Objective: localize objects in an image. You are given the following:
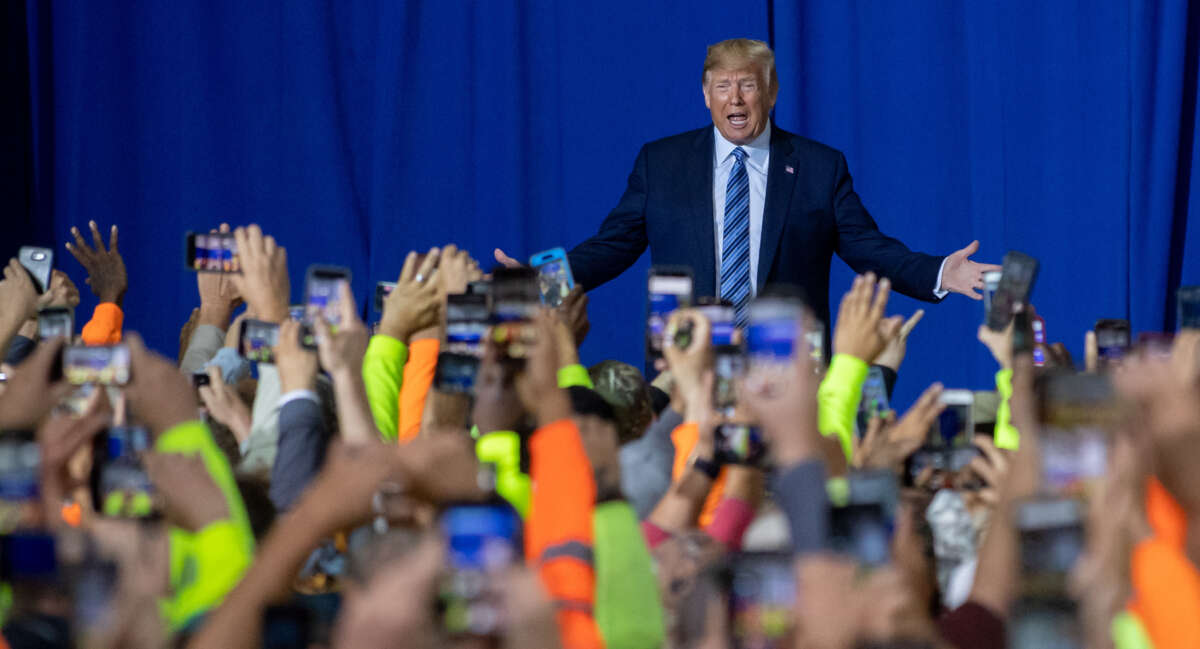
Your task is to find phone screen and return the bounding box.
[856,366,890,437]
[1012,498,1084,649]
[490,268,538,361]
[91,426,156,518]
[1032,315,1046,366]
[304,266,351,329]
[713,349,747,416]
[18,246,53,294]
[830,470,897,566]
[239,319,280,363]
[375,281,396,313]
[986,251,1039,331]
[63,344,131,386]
[186,232,239,273]
[699,302,736,348]
[1178,286,1200,330]
[38,308,73,340]
[1038,374,1114,499]
[530,248,575,308]
[646,269,694,360]
[714,424,766,466]
[1094,319,1129,365]
[440,504,522,637]
[435,295,489,393]
[0,434,40,514]
[747,299,799,362]
[727,553,795,649]
[908,392,974,487]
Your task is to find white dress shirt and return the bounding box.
[712,120,948,298]
[713,123,771,293]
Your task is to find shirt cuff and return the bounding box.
[278,389,320,408]
[933,257,950,299]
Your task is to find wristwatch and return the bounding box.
[690,456,721,480]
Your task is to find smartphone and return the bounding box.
[1038,373,1114,499]
[713,348,747,416]
[646,266,694,363]
[830,470,897,566]
[1031,315,1046,367]
[435,294,489,394]
[698,299,737,348]
[490,267,539,361]
[1012,310,1035,357]
[63,344,131,386]
[238,318,280,363]
[184,232,239,273]
[375,281,397,313]
[907,390,975,488]
[1012,498,1084,649]
[856,366,890,437]
[1178,286,1200,330]
[529,247,575,308]
[714,424,766,466]
[288,304,305,322]
[1093,319,1129,366]
[38,306,74,340]
[746,297,800,366]
[303,265,352,333]
[981,269,1002,316]
[726,552,796,649]
[440,503,523,637]
[986,251,1039,331]
[0,531,57,582]
[0,432,41,506]
[90,425,157,518]
[18,246,53,293]
[262,604,314,649]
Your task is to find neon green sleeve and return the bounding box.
[993,368,1019,450]
[154,421,254,631]
[476,431,531,518]
[817,353,869,462]
[160,521,254,631]
[362,334,409,441]
[557,363,593,389]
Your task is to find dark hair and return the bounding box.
[587,360,654,444]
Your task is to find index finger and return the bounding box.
[88,221,107,253]
[900,309,925,338]
[415,247,441,281]
[868,277,892,321]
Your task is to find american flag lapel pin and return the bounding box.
[785,165,794,174]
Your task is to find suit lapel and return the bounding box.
[758,128,799,292]
[688,128,717,296]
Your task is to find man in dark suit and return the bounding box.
[497,38,997,329]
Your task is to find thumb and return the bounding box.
[956,240,980,258]
[493,248,521,269]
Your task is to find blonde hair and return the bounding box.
[702,38,778,96]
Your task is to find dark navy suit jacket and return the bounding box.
[567,125,945,328]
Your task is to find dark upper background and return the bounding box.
[2,1,1197,411]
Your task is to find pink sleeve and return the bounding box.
[641,519,671,550]
[704,497,755,551]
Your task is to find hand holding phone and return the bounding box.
[303,265,353,339]
[440,504,522,637]
[185,232,240,273]
[646,267,694,367]
[90,425,157,518]
[529,247,575,308]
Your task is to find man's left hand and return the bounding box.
[940,240,1001,300]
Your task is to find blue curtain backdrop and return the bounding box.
[9,0,1198,410]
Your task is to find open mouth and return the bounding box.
[728,112,748,128]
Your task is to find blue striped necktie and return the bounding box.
[721,147,751,326]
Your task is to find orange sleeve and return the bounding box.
[397,338,439,441]
[526,418,603,649]
[669,421,727,528]
[80,303,123,345]
[1128,477,1200,649]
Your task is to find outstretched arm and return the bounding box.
[566,145,650,291]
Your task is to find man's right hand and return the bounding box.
[229,224,289,323]
[379,249,441,343]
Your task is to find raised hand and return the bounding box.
[36,270,81,311]
[123,333,200,435]
[66,221,128,306]
[0,338,73,430]
[939,240,1002,300]
[662,309,712,412]
[739,339,821,466]
[313,281,369,377]
[229,225,289,323]
[272,320,318,394]
[558,285,590,347]
[853,382,944,471]
[513,309,572,426]
[379,249,440,343]
[436,243,481,297]
[198,366,252,444]
[832,273,903,362]
[492,248,524,269]
[872,309,923,372]
[197,224,242,328]
[0,258,40,326]
[143,452,230,532]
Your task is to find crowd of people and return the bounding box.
[0,220,1197,649]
